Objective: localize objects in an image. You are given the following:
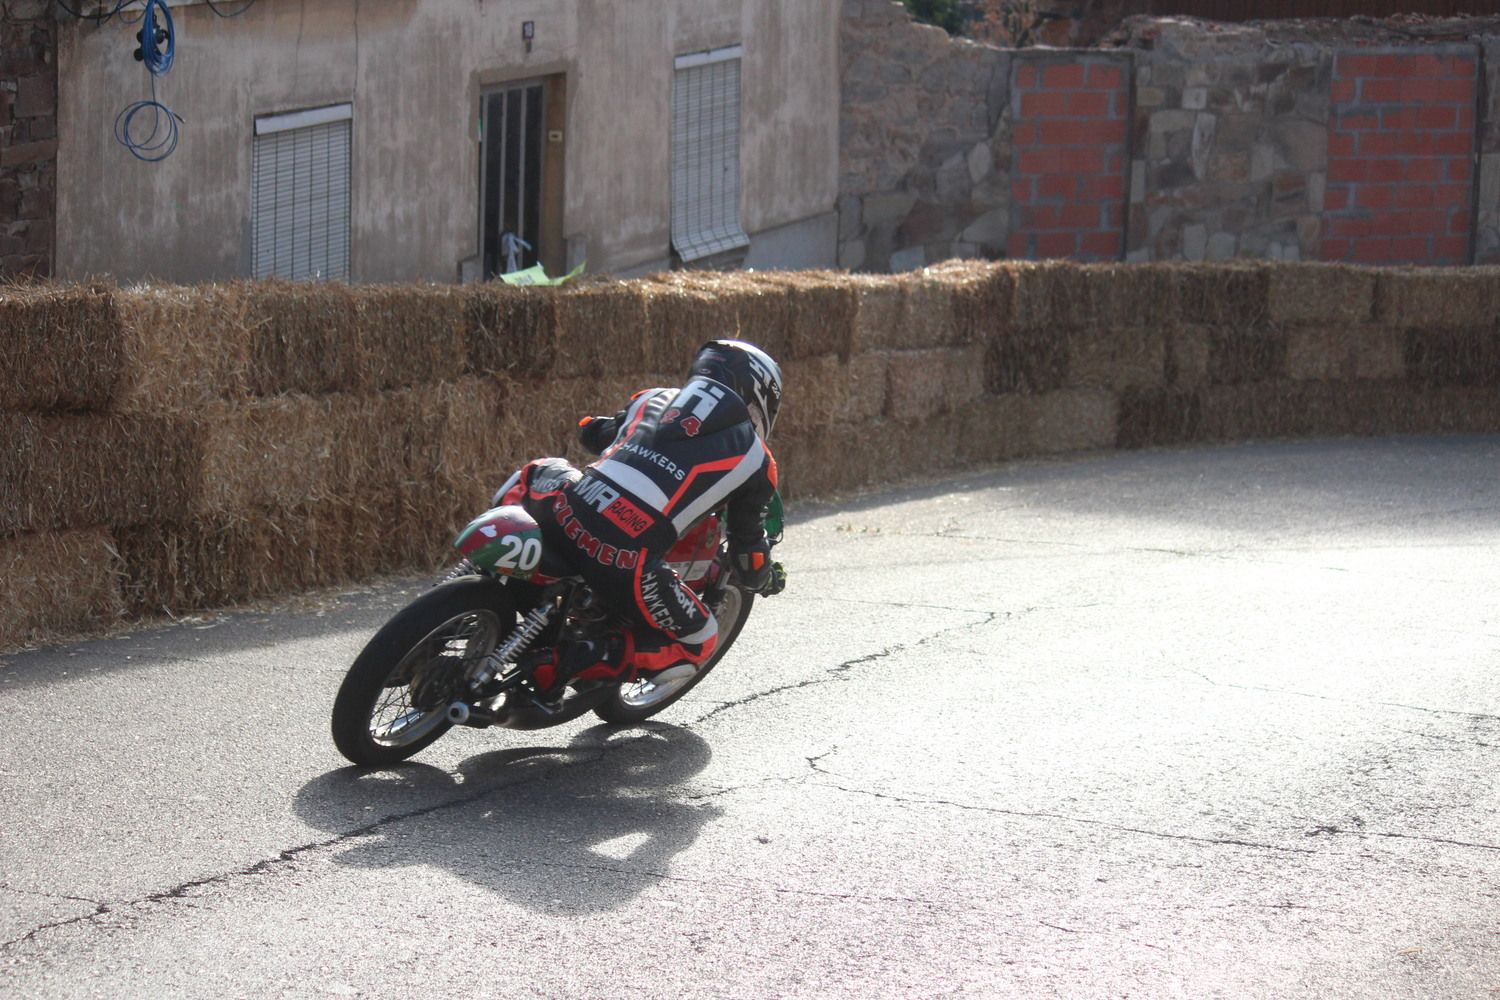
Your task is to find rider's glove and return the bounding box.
[734,546,786,596]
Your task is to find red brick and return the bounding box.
[1329,133,1357,157]
[1426,131,1473,156]
[1355,184,1394,209]
[1325,187,1351,211]
[1375,53,1453,78]
[1361,78,1403,103]
[1105,203,1124,227]
[1381,107,1455,130]
[1433,236,1468,261]
[1086,64,1124,89]
[1017,65,1038,88]
[1025,205,1063,229]
[1367,159,1415,183]
[1320,237,1351,261]
[1403,78,1475,103]
[1081,174,1126,201]
[1391,185,1435,209]
[1458,105,1474,129]
[1007,233,1030,258]
[1017,148,1064,174]
[1039,118,1123,146]
[1106,152,1125,174]
[1450,209,1471,235]
[1331,79,1357,103]
[1057,204,1101,229]
[1337,54,1380,77]
[1324,217,1371,239]
[1020,91,1070,118]
[1034,232,1077,258]
[1432,184,1470,208]
[1065,90,1112,118]
[1079,231,1120,259]
[1065,147,1108,174]
[1012,121,1039,145]
[1405,159,1445,182]
[1339,113,1379,131]
[1447,159,1473,183]
[1328,158,1369,183]
[1011,179,1035,203]
[1041,64,1086,89]
[1037,174,1074,200]
[1388,235,1432,261]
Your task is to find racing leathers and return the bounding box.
[502,374,779,689]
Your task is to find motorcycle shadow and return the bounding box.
[292,723,723,915]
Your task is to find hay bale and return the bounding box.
[1009,260,1082,331]
[112,284,254,412]
[848,274,904,353]
[774,423,894,500]
[242,281,365,396]
[1376,269,1500,330]
[1267,264,1375,325]
[639,278,751,363]
[1170,262,1272,328]
[493,373,672,472]
[0,283,124,413]
[739,271,858,359]
[356,284,467,391]
[1022,388,1116,455]
[1165,326,1212,387]
[1116,387,1204,449]
[1285,325,1405,382]
[1068,327,1167,391]
[893,271,960,350]
[554,281,653,378]
[948,394,1033,466]
[0,413,200,536]
[463,283,560,377]
[1403,327,1500,387]
[985,328,1069,395]
[841,351,890,422]
[777,355,848,436]
[885,346,985,424]
[0,527,123,652]
[195,396,332,514]
[1207,329,1288,384]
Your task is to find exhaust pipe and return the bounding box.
[446,702,471,725]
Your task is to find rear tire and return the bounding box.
[592,584,754,725]
[331,577,515,766]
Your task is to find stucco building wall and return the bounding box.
[55,0,839,283]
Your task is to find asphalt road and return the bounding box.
[2,436,1498,999]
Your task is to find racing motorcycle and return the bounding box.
[330,486,783,766]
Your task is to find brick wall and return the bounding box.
[1323,48,1478,265]
[1007,57,1130,261]
[0,0,57,279]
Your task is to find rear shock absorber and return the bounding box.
[469,604,554,689]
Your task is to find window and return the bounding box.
[251,104,352,281]
[671,45,749,263]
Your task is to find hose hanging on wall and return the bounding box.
[115,0,182,161]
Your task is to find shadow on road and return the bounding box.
[291,723,722,915]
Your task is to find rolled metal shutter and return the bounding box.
[252,105,352,281]
[671,46,749,263]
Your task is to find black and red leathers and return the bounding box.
[503,375,778,681]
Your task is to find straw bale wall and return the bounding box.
[3,261,1499,651]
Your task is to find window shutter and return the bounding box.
[252,106,352,281]
[671,47,749,263]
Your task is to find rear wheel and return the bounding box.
[592,584,754,725]
[331,577,515,766]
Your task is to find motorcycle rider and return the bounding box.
[494,339,788,703]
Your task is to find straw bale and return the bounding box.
[1009,260,1082,330]
[110,284,254,411]
[0,284,123,413]
[885,346,985,424]
[463,283,560,377]
[885,414,960,476]
[1170,263,1271,328]
[1403,326,1500,387]
[1197,381,1411,442]
[639,279,749,363]
[1116,388,1204,449]
[985,328,1069,395]
[1267,264,1375,325]
[1068,327,1167,391]
[356,284,467,391]
[1375,269,1500,330]
[848,274,904,352]
[1022,388,1116,456]
[892,271,960,350]
[948,394,1033,466]
[1075,264,1179,329]
[739,271,858,359]
[494,374,671,472]
[773,424,892,500]
[842,351,890,422]
[242,281,366,396]
[1405,386,1500,433]
[777,355,849,436]
[195,395,332,514]
[0,413,200,536]
[1207,329,1288,384]
[1286,325,1404,382]
[553,281,653,378]
[0,527,123,651]
[1165,326,1212,387]
[943,263,1015,346]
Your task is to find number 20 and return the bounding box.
[496,535,542,574]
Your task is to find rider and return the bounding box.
[495,339,788,702]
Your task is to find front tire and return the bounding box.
[592,584,754,725]
[331,577,515,766]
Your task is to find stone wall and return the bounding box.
[841,1,1500,270]
[0,0,57,279]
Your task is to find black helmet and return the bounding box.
[689,339,784,439]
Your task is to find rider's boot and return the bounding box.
[525,634,630,708]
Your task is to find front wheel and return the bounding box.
[331,577,515,766]
[592,584,755,725]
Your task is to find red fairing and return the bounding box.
[665,514,722,588]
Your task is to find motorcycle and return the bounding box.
[330,484,783,766]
